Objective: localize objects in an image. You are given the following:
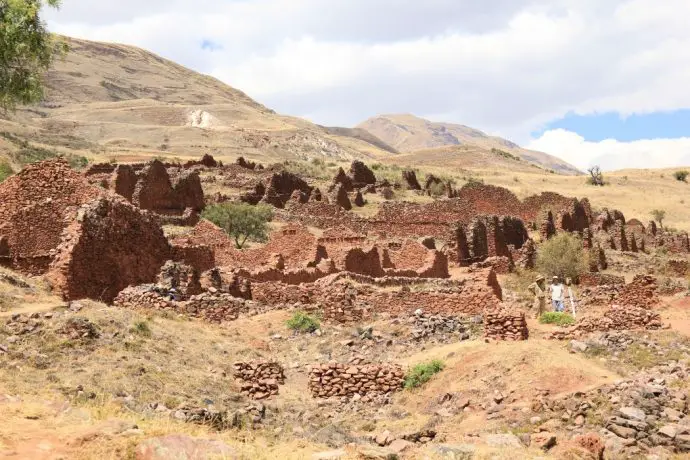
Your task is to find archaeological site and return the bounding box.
[0,15,689,460]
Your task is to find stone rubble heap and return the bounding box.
[409,312,472,342]
[233,361,285,400]
[308,361,405,398]
[483,308,529,341]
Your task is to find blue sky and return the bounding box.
[533,110,690,142]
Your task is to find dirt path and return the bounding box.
[0,301,65,318]
[660,298,690,337]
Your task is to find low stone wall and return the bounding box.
[666,259,689,277]
[113,287,266,323]
[233,361,285,400]
[484,308,529,341]
[549,306,663,340]
[469,256,513,274]
[308,362,404,398]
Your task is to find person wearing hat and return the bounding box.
[548,276,565,312]
[527,274,547,319]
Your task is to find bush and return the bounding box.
[674,170,689,182]
[404,360,445,389]
[130,321,152,337]
[202,202,273,249]
[539,312,576,326]
[586,165,605,186]
[537,233,588,280]
[286,311,320,333]
[0,160,13,183]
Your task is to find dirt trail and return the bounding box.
[0,301,65,318]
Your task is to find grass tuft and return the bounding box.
[404,360,445,389]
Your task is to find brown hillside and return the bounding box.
[358,113,580,175]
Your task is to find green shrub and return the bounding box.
[404,360,445,389]
[286,311,320,333]
[201,202,273,249]
[539,312,576,326]
[674,170,689,182]
[130,321,152,337]
[536,233,588,280]
[0,160,13,183]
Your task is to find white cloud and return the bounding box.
[42,0,690,166]
[528,129,690,171]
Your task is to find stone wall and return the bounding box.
[250,268,502,319]
[233,361,285,400]
[579,273,626,287]
[0,158,103,274]
[113,287,266,323]
[46,197,172,303]
[548,306,663,340]
[616,275,659,309]
[308,362,404,398]
[484,308,529,341]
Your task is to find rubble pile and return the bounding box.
[549,306,663,340]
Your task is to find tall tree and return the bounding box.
[0,0,66,111]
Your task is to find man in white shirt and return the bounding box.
[548,276,565,312]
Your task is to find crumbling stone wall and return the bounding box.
[308,362,404,398]
[548,306,663,340]
[132,160,205,214]
[579,273,626,287]
[114,287,264,323]
[402,170,421,190]
[46,197,172,303]
[233,361,285,400]
[344,246,384,277]
[616,275,659,309]
[484,308,529,341]
[349,160,376,188]
[0,158,103,274]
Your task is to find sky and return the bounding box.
[43,0,690,171]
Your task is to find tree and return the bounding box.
[536,233,588,280]
[1,0,66,111]
[201,202,273,249]
[651,209,666,229]
[586,165,605,186]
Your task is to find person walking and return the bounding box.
[549,276,565,312]
[528,274,547,319]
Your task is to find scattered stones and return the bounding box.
[135,435,237,460]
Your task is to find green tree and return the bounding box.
[651,209,666,229]
[1,0,66,111]
[536,233,588,280]
[202,202,273,249]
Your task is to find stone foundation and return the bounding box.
[484,308,529,341]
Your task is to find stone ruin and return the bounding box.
[484,308,529,341]
[616,275,659,309]
[308,361,404,398]
[548,305,664,340]
[0,158,103,274]
[241,170,312,208]
[86,159,205,222]
[401,170,421,190]
[46,196,172,303]
[233,361,285,400]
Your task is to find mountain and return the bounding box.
[357,114,581,175]
[0,37,394,169]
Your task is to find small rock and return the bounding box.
[388,439,414,453]
[375,430,393,447]
[618,407,646,422]
[486,433,523,448]
[531,432,557,451]
[658,425,677,439]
